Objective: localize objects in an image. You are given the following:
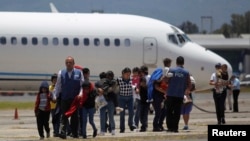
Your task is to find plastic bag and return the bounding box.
[95,95,108,111]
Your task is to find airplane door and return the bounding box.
[143,37,157,65]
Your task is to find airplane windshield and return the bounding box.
[168,34,191,46]
[168,34,178,45]
[182,34,191,42]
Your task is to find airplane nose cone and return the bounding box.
[206,49,233,76]
[184,42,233,91]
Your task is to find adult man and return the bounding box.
[117,67,136,133]
[209,63,228,125]
[166,56,191,133]
[230,75,240,112]
[53,56,84,139]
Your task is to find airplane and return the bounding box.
[0,10,232,95]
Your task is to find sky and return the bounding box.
[0,0,249,32]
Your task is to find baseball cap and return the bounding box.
[215,63,221,68]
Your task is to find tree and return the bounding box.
[178,21,199,34]
[214,10,250,36]
[231,13,245,36]
[244,11,250,33]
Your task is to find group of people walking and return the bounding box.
[33,55,200,140]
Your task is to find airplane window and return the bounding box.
[11,37,17,45]
[83,38,89,46]
[21,37,27,45]
[63,38,69,46]
[94,38,100,46]
[168,34,178,45]
[104,38,110,46]
[114,38,120,47]
[0,37,7,45]
[73,38,79,46]
[177,34,185,44]
[42,37,48,45]
[124,38,130,47]
[32,37,38,45]
[53,38,59,46]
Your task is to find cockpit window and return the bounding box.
[168,34,191,46]
[177,34,185,44]
[168,34,178,45]
[182,34,191,42]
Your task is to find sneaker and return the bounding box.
[46,132,50,138]
[120,129,125,133]
[159,126,164,131]
[139,128,146,132]
[183,125,188,130]
[93,129,97,138]
[99,131,105,136]
[58,133,67,139]
[146,99,153,103]
[130,126,136,131]
[153,128,162,132]
[53,133,59,137]
[111,130,115,135]
[82,135,87,139]
[39,137,44,140]
[116,107,124,114]
[221,118,226,124]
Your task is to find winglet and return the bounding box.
[49,2,59,13]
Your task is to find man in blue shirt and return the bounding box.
[166,56,191,133]
[53,56,84,139]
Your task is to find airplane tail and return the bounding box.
[49,2,59,13]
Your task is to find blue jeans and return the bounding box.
[51,109,60,135]
[118,95,134,131]
[134,99,141,127]
[100,100,115,132]
[81,107,97,136]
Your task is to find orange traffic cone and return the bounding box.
[14,108,19,120]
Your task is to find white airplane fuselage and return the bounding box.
[0,12,232,93]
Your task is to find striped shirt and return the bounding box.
[39,93,48,111]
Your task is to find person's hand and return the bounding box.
[97,88,104,95]
[35,110,39,117]
[185,89,190,95]
[163,93,167,99]
[135,88,139,94]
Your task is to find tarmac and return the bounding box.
[0,92,250,141]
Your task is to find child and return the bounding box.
[34,81,51,140]
[131,67,141,129]
[181,75,196,130]
[49,73,60,137]
[80,81,98,139]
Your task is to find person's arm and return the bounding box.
[154,80,166,95]
[34,93,40,116]
[78,70,85,96]
[209,73,218,86]
[185,74,192,95]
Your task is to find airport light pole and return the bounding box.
[201,16,213,34]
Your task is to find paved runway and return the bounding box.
[0,93,250,141]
